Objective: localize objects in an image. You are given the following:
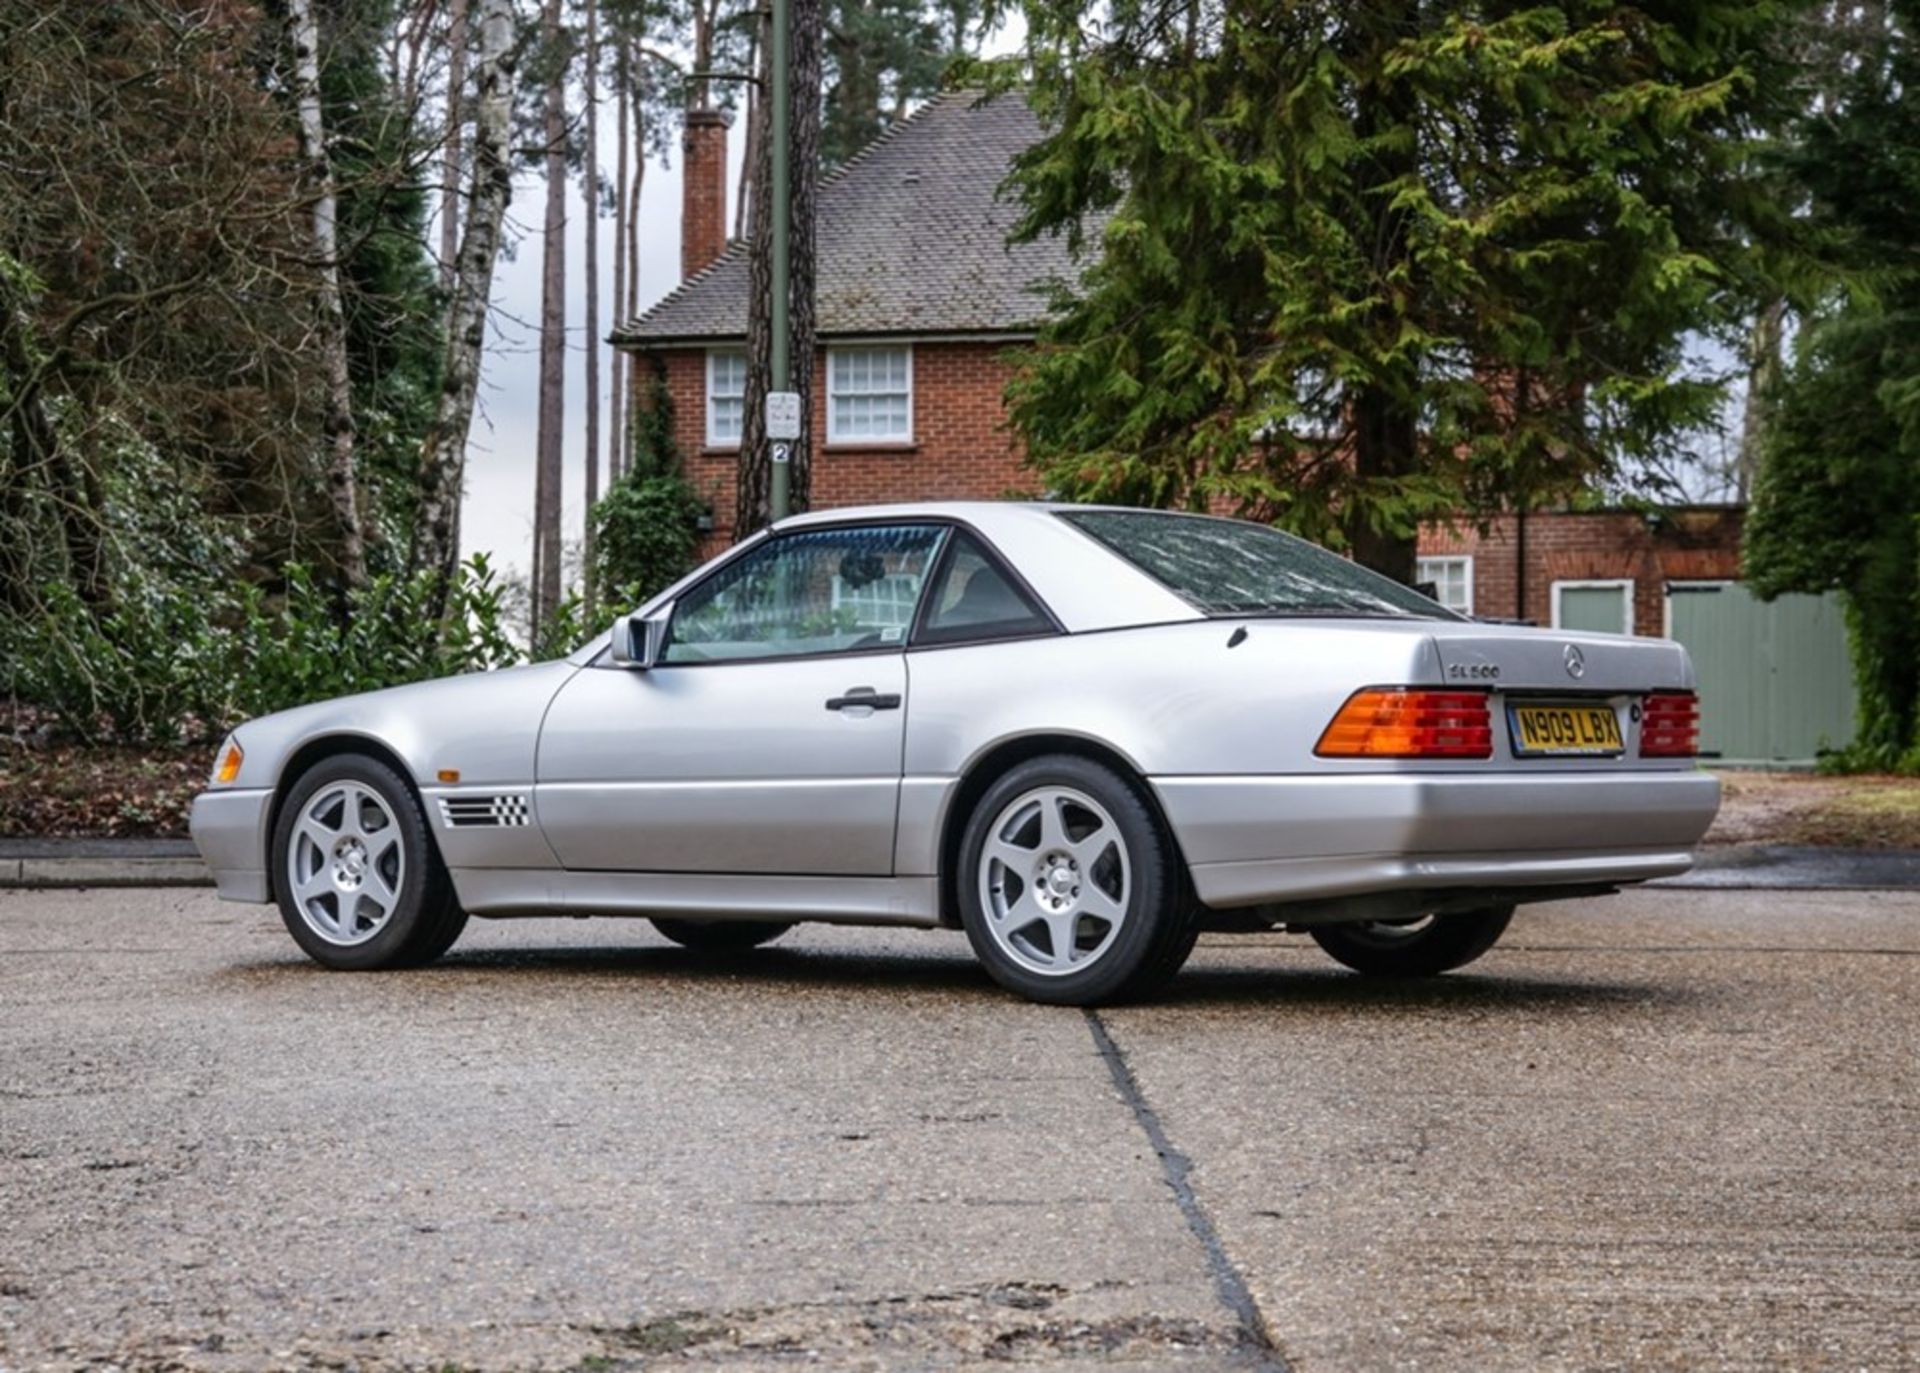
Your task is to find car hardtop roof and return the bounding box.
[768,501,1249,535]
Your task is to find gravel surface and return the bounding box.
[1,887,1915,1371]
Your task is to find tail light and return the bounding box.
[1315,689,1493,759]
[1640,691,1700,757]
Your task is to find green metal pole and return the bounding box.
[767,0,792,523]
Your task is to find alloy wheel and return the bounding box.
[285,781,407,946]
[977,785,1131,977]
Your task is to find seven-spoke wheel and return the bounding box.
[271,755,467,970]
[286,780,407,946]
[978,785,1131,977]
[959,755,1196,1005]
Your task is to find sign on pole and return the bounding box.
[766,391,802,443]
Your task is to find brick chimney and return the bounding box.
[681,108,731,281]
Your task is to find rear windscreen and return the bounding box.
[1059,510,1456,620]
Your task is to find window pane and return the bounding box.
[828,346,910,440]
[1061,511,1455,620]
[709,351,747,444]
[1416,557,1471,614]
[919,532,1052,644]
[1558,585,1630,634]
[665,525,946,662]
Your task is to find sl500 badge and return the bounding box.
[1448,662,1500,681]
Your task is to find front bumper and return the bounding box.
[189,788,274,903]
[1153,769,1720,909]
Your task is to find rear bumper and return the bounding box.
[189,788,273,903]
[1153,770,1720,909]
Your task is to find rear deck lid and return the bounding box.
[1426,622,1693,694]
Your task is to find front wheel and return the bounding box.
[958,755,1197,1006]
[1308,905,1514,977]
[271,754,467,971]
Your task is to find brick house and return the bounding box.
[614,94,1058,549]
[612,91,1745,643]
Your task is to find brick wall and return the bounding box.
[640,340,1033,551]
[1416,509,1744,636]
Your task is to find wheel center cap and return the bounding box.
[1048,866,1074,895]
[333,838,368,889]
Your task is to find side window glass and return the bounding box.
[917,531,1053,645]
[664,525,946,663]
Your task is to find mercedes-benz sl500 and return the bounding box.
[192,503,1718,1005]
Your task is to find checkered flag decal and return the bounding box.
[439,793,532,829]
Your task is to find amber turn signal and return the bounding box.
[215,741,244,784]
[1315,689,1493,759]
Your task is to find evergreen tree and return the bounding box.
[1746,2,1919,769]
[991,1,1805,582]
[821,0,981,167]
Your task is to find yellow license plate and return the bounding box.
[1509,702,1624,757]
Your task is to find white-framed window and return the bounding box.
[1552,578,1635,636]
[1416,555,1474,615]
[830,571,922,634]
[706,350,747,447]
[828,345,912,443]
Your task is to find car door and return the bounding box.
[535,522,949,875]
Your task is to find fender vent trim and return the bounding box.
[438,794,531,828]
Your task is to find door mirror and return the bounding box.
[611,602,673,669]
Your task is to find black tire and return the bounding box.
[270,754,467,971]
[650,918,792,951]
[1308,904,1515,977]
[957,754,1198,1006]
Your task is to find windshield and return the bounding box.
[1059,510,1458,620]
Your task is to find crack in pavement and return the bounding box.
[1084,1009,1290,1373]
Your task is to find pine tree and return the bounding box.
[531,0,570,644]
[994,1,1805,582]
[1746,2,1919,768]
[736,0,823,537]
[414,0,519,598]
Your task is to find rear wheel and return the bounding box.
[271,754,467,970]
[958,755,1197,1006]
[1308,905,1514,977]
[650,918,792,951]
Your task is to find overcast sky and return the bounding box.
[451,122,748,580]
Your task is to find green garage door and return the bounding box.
[1665,583,1855,766]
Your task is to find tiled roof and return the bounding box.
[613,90,1076,346]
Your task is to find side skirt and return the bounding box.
[449,867,943,928]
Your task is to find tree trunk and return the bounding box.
[735,20,761,238]
[1737,297,1786,503]
[1347,388,1419,585]
[581,0,600,620]
[609,43,628,487]
[736,0,821,538]
[623,49,645,476]
[787,0,821,517]
[411,0,515,601]
[531,0,568,644]
[288,0,368,589]
[437,0,468,294]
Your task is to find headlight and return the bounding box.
[211,736,244,786]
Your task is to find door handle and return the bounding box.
[825,687,902,711]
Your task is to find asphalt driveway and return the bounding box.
[0,886,1914,1371]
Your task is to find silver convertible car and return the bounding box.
[192,503,1718,1004]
